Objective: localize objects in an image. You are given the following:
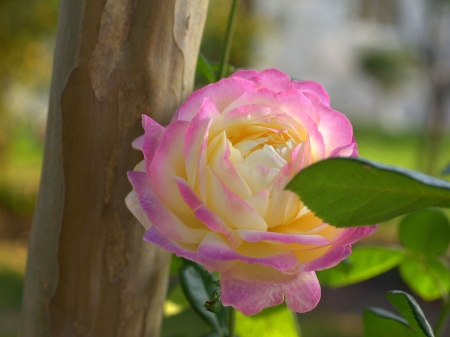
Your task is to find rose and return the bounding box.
[126,69,376,315]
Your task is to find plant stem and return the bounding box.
[227,306,236,337]
[434,299,450,337]
[218,0,239,79]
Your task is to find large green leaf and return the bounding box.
[399,209,450,256]
[236,304,300,337]
[386,291,434,337]
[317,246,405,287]
[364,307,415,337]
[286,157,450,227]
[399,256,450,301]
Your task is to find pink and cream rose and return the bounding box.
[126,69,376,315]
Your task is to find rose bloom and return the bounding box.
[126,69,376,315]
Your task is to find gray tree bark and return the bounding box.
[20,0,209,336]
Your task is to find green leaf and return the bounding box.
[179,259,226,334]
[364,307,415,337]
[399,256,450,301]
[386,291,434,337]
[399,209,450,256]
[317,246,405,287]
[236,304,300,337]
[286,157,450,227]
[197,53,217,84]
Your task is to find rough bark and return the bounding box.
[20,0,209,336]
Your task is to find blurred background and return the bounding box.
[0,0,449,336]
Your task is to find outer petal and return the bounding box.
[131,135,144,150]
[301,225,377,272]
[144,226,234,273]
[142,114,165,167]
[177,77,257,121]
[128,171,207,244]
[306,93,354,157]
[197,232,300,271]
[125,190,152,230]
[150,120,192,215]
[302,245,352,272]
[221,262,320,315]
[290,80,330,106]
[232,68,292,92]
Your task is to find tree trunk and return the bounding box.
[20,0,209,336]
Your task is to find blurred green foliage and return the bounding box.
[359,48,417,88]
[0,0,58,85]
[0,0,57,219]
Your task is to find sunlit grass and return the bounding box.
[354,126,450,174]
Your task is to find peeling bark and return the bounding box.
[20,1,209,336]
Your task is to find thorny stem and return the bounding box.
[218,0,239,79]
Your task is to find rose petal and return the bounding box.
[302,245,352,272]
[150,120,192,215]
[244,189,269,219]
[290,80,330,106]
[132,135,144,150]
[223,87,319,127]
[232,68,292,92]
[141,115,165,166]
[306,93,354,157]
[175,176,242,248]
[206,167,268,231]
[184,98,219,189]
[197,232,299,271]
[221,262,321,315]
[236,229,330,245]
[125,190,152,230]
[128,171,207,244]
[177,77,257,121]
[144,226,234,273]
[208,131,253,200]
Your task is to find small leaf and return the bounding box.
[399,209,450,256]
[317,246,405,287]
[196,53,217,84]
[399,256,450,301]
[286,157,450,227]
[236,304,300,337]
[179,259,223,333]
[386,291,434,337]
[364,307,415,337]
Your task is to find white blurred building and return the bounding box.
[251,0,450,131]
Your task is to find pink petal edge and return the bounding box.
[221,262,321,315]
